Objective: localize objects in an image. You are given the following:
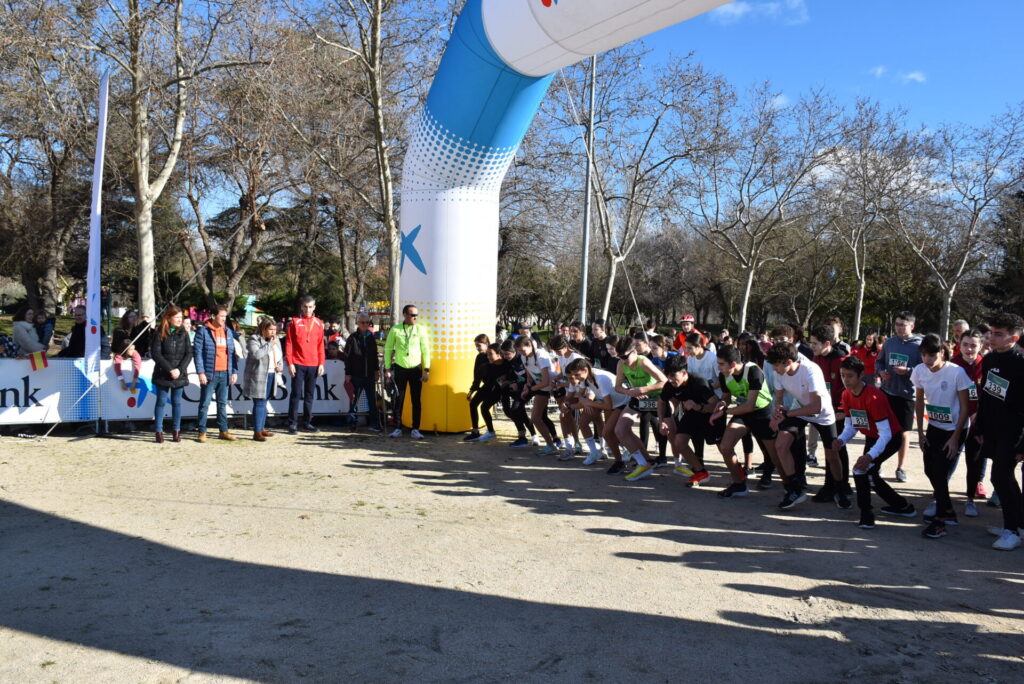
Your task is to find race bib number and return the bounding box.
[889,353,909,369]
[967,383,978,401]
[925,403,952,424]
[637,398,659,412]
[849,409,870,430]
[984,371,1009,400]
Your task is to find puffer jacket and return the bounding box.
[151,328,193,389]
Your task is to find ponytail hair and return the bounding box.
[565,357,597,390]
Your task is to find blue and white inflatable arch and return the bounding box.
[399,0,730,432]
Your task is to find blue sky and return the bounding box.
[644,0,1023,128]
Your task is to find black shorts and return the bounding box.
[779,416,837,448]
[729,413,777,441]
[552,388,567,399]
[885,393,914,432]
[675,411,709,438]
[528,389,550,399]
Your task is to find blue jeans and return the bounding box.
[198,370,230,433]
[288,365,318,428]
[154,386,183,431]
[252,373,276,434]
[349,376,379,428]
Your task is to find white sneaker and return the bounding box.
[992,529,1022,551]
[531,435,541,447]
[474,431,495,442]
[389,429,402,438]
[410,429,424,440]
[895,468,908,482]
[964,500,979,517]
[923,500,937,518]
[988,526,1008,537]
[583,451,606,465]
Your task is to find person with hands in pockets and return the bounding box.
[383,304,431,439]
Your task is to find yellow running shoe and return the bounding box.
[674,463,694,477]
[624,463,655,481]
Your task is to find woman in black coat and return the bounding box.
[151,306,193,443]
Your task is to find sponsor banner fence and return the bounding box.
[0,358,349,425]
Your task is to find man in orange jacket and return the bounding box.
[285,296,325,434]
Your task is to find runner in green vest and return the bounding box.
[710,345,779,498]
[613,336,667,482]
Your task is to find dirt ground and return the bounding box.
[1,415,1022,683]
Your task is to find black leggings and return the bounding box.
[964,424,986,498]
[393,365,423,430]
[502,391,535,436]
[984,434,1024,533]
[470,389,500,433]
[638,411,667,458]
[923,425,965,519]
[854,436,909,513]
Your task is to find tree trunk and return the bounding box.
[135,200,157,319]
[20,265,41,311]
[737,264,756,332]
[600,255,619,322]
[851,267,866,341]
[940,286,954,341]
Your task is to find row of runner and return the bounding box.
[462,313,1024,551]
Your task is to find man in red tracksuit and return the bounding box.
[810,324,852,503]
[286,296,325,434]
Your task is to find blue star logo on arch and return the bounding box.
[401,224,428,276]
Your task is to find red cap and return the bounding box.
[679,314,695,322]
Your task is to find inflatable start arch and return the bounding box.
[398,0,730,432]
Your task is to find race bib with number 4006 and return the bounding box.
[984,371,1009,400]
[849,409,870,430]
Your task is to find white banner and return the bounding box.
[0,358,350,425]
[84,72,110,420]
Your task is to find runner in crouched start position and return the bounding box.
[613,336,668,481]
[658,354,720,487]
[565,358,630,467]
[709,345,778,499]
[834,355,915,529]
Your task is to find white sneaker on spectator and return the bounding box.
[410,429,424,440]
[389,429,402,438]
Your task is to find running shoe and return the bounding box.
[509,437,530,448]
[717,482,749,498]
[757,473,773,490]
[880,503,916,518]
[992,529,1021,551]
[654,455,670,469]
[389,428,402,438]
[583,451,606,465]
[778,490,807,510]
[987,492,1002,507]
[834,491,852,510]
[537,445,558,456]
[806,454,819,467]
[463,432,481,442]
[922,520,947,539]
[858,513,876,529]
[674,463,694,477]
[624,463,655,481]
[474,432,496,443]
[554,439,564,450]
[558,449,575,461]
[975,483,987,500]
[988,526,1009,537]
[531,435,541,447]
[687,470,710,487]
[895,468,908,482]
[575,442,584,455]
[410,429,424,440]
[606,461,625,475]
[923,500,937,518]
[964,500,979,518]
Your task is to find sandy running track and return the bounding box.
[1,418,1022,683]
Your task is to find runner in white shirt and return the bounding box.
[911,333,972,540]
[566,358,629,465]
[766,341,842,511]
[548,334,586,460]
[516,335,559,455]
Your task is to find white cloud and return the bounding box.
[709,0,809,26]
[901,71,927,84]
[770,93,790,110]
[869,65,887,79]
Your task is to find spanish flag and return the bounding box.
[29,351,48,371]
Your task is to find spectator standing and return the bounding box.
[344,313,381,431]
[285,296,326,434]
[383,304,431,439]
[57,305,87,357]
[245,316,284,442]
[151,306,192,443]
[193,304,238,442]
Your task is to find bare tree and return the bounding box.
[885,105,1024,337]
[671,83,842,331]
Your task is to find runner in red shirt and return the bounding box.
[951,328,986,515]
[851,332,882,382]
[672,315,712,352]
[835,355,914,529]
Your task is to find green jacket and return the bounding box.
[384,323,431,370]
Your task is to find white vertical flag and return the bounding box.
[85,72,110,412]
